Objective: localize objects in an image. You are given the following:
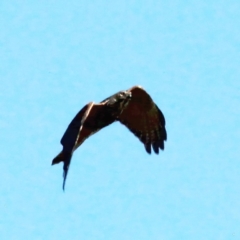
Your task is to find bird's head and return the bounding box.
[105,90,132,112]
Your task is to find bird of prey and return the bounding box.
[52,86,167,190]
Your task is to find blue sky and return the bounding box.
[1,0,240,239]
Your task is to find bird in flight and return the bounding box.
[52,86,167,190]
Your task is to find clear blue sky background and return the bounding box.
[1,1,240,239]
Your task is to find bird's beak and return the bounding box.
[127,92,132,99]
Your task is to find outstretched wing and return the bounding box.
[60,102,115,189]
[60,103,92,152]
[118,86,167,154]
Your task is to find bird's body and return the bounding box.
[52,86,167,189]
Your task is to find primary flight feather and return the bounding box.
[52,86,167,190]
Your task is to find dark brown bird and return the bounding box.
[52,86,167,190]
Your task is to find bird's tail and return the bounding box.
[52,151,65,165]
[52,150,73,191]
